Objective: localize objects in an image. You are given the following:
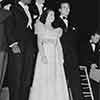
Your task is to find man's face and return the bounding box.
[91,34,100,44]
[0,0,3,3]
[24,0,32,4]
[36,0,45,4]
[59,3,70,17]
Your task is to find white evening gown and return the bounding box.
[29,21,70,100]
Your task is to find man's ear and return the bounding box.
[59,8,61,12]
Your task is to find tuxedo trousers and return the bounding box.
[63,47,81,100]
[7,42,35,100]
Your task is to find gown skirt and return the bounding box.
[29,40,70,100]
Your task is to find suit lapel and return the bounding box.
[59,17,67,28]
[34,4,40,16]
[16,4,28,22]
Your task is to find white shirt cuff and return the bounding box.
[9,42,18,48]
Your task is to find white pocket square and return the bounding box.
[33,15,38,19]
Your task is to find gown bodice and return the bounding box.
[35,20,64,63]
[35,20,59,42]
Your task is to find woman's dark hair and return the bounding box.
[40,8,54,24]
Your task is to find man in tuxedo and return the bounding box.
[29,0,47,22]
[87,33,100,100]
[53,1,81,100]
[5,0,35,100]
[80,32,100,100]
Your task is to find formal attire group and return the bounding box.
[0,0,100,100]
[29,20,70,100]
[0,1,80,100]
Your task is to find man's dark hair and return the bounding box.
[57,0,70,9]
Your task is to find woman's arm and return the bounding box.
[38,36,45,57]
[57,28,63,38]
[38,36,48,64]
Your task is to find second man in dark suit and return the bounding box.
[53,1,81,100]
[6,0,35,100]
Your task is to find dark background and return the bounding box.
[1,0,98,42]
[48,0,98,34]
[2,0,98,34]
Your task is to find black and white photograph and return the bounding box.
[0,0,99,100]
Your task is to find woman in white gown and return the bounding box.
[29,9,70,100]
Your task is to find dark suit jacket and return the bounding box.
[88,42,99,66]
[5,4,34,49]
[53,17,79,73]
[5,4,35,87]
[80,41,100,70]
[29,3,47,22]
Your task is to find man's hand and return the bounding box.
[90,64,98,69]
[90,68,100,83]
[89,63,100,83]
[11,44,21,54]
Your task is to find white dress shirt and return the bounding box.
[19,1,32,29]
[90,40,96,52]
[3,4,12,10]
[60,15,68,28]
[91,43,96,52]
[36,2,43,16]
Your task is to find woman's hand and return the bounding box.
[41,55,48,64]
[58,28,63,38]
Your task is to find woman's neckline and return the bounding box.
[38,21,60,33]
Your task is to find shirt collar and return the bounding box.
[60,15,63,20]
[19,1,28,9]
[90,40,95,44]
[60,15,67,20]
[36,2,43,8]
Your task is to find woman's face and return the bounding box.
[0,0,3,3]
[46,11,55,24]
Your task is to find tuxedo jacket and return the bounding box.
[53,17,79,73]
[80,41,100,70]
[29,3,39,23]
[88,42,99,65]
[29,3,47,22]
[5,4,34,50]
[53,17,79,54]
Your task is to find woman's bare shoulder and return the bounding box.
[35,20,44,26]
[54,27,62,33]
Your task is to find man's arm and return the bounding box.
[5,10,21,53]
[5,11,17,46]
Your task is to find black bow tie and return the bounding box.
[63,16,67,20]
[90,41,95,44]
